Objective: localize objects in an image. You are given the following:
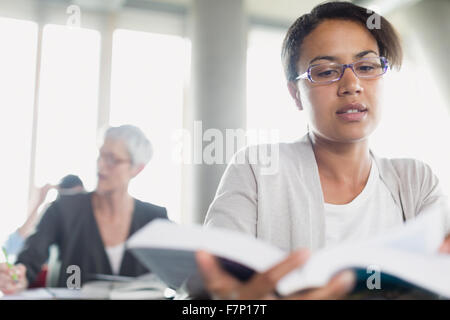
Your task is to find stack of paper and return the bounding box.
[81,273,175,300]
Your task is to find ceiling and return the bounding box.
[72,0,327,25]
[68,0,422,24]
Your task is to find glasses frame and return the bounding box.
[97,153,131,168]
[296,56,389,84]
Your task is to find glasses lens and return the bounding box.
[308,57,388,83]
[310,64,342,82]
[98,154,117,167]
[354,57,386,78]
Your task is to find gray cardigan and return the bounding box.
[204,133,450,252]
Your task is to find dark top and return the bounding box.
[16,192,168,287]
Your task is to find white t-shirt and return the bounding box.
[324,158,404,247]
[105,243,125,275]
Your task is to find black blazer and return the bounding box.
[17,192,168,287]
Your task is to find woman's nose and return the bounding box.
[337,66,363,96]
[97,156,107,171]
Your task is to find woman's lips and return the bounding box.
[336,110,368,122]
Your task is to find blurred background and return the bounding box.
[0,0,449,242]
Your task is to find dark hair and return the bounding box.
[281,1,403,81]
[58,174,84,189]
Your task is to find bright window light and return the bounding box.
[0,17,37,241]
[34,25,100,192]
[110,29,188,223]
[371,33,450,195]
[247,27,308,145]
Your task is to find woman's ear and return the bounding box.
[131,164,145,178]
[287,81,303,111]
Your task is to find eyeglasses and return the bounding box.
[296,56,389,84]
[97,153,131,168]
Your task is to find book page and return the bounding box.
[128,220,287,272]
[277,208,450,296]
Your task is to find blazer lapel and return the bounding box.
[87,194,114,275]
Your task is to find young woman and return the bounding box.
[198,1,450,299]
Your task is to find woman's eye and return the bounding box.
[359,66,374,71]
[315,69,339,78]
[357,64,379,73]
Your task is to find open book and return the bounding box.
[81,273,176,300]
[127,209,450,298]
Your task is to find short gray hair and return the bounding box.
[103,125,153,166]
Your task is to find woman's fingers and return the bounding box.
[0,272,16,294]
[197,249,355,300]
[0,263,28,294]
[0,271,11,289]
[239,249,310,299]
[196,250,242,299]
[0,263,13,290]
[196,249,311,300]
[438,234,450,254]
[0,263,8,273]
[288,270,356,300]
[14,264,28,288]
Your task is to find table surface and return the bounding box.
[0,280,176,300]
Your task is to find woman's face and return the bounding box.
[96,138,138,195]
[290,19,385,143]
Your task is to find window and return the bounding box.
[34,25,100,193]
[0,17,37,241]
[247,27,308,145]
[110,29,189,223]
[370,32,450,194]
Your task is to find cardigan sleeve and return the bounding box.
[204,147,258,236]
[16,201,61,286]
[3,230,26,257]
[414,161,450,235]
[392,158,450,235]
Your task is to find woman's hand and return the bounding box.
[439,234,450,254]
[196,249,356,300]
[0,263,28,295]
[19,184,54,238]
[31,184,54,211]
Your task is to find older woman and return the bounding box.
[0,124,168,294]
[198,1,450,299]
